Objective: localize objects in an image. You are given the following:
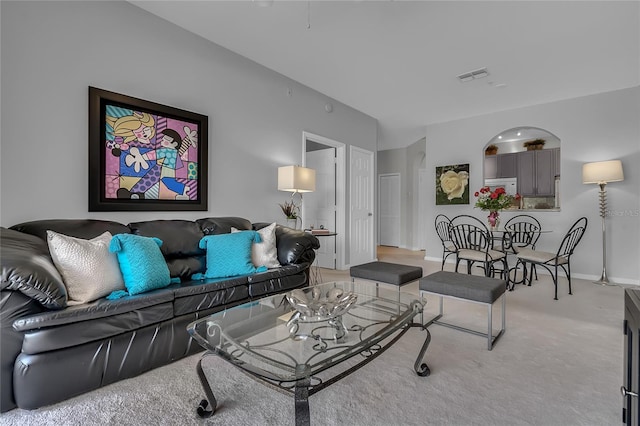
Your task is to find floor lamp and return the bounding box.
[278,165,316,229]
[582,159,624,285]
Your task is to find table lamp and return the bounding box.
[582,159,624,285]
[278,165,316,228]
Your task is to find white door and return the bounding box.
[378,174,400,247]
[418,168,427,251]
[305,148,336,269]
[350,146,375,266]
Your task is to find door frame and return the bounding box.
[302,131,346,270]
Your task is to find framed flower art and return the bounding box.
[435,164,469,205]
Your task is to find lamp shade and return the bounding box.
[278,166,316,193]
[582,160,624,184]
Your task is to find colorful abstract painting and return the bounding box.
[89,87,208,211]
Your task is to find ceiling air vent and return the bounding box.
[457,67,489,82]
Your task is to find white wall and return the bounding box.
[425,86,640,284]
[0,1,377,232]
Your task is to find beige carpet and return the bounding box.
[0,248,625,425]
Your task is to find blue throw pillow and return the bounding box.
[192,231,268,280]
[106,234,178,299]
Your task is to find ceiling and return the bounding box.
[131,1,639,148]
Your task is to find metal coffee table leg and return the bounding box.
[414,327,431,377]
[195,352,218,418]
[294,377,311,426]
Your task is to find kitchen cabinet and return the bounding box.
[517,149,556,197]
[484,153,517,179]
[497,153,517,178]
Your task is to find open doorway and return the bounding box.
[303,132,346,270]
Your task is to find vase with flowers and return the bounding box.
[474,186,521,230]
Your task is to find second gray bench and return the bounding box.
[419,271,506,350]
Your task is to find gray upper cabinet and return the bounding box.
[535,149,555,196]
[497,153,517,178]
[517,149,556,196]
[484,153,517,179]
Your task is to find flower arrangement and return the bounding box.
[279,200,299,220]
[474,186,520,212]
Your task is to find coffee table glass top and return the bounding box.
[187,281,424,382]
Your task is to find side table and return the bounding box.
[308,231,337,284]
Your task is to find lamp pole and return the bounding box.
[595,182,610,285]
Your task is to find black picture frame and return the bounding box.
[88,87,208,211]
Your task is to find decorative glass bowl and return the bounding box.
[286,287,357,322]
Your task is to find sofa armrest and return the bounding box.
[254,223,320,266]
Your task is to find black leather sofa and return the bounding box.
[0,217,319,412]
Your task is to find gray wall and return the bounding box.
[0,1,377,231]
[377,137,426,250]
[424,86,640,284]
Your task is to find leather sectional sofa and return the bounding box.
[0,217,319,412]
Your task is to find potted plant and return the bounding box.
[279,200,299,229]
[484,144,498,156]
[523,139,546,151]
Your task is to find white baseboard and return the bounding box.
[423,256,640,286]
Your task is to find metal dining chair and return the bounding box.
[434,214,456,270]
[449,215,509,284]
[500,214,542,285]
[516,217,588,300]
[502,214,542,254]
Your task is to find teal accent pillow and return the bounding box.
[106,234,179,300]
[192,231,268,280]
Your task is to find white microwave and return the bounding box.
[484,178,517,196]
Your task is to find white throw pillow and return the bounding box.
[231,223,281,268]
[47,230,125,305]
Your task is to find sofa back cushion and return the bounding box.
[0,228,67,309]
[10,219,130,241]
[196,217,252,235]
[128,220,205,280]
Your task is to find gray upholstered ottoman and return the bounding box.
[350,261,423,289]
[419,271,506,350]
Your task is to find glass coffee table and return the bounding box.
[187,281,431,426]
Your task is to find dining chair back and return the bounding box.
[516,217,588,300]
[449,215,508,284]
[503,214,542,254]
[434,214,456,270]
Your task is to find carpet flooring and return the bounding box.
[0,249,626,425]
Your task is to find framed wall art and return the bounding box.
[435,163,469,205]
[88,87,208,211]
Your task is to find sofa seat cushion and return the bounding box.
[248,267,308,298]
[172,277,250,316]
[12,289,174,332]
[13,290,175,354]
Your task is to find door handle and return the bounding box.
[368,213,373,216]
[621,386,639,398]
